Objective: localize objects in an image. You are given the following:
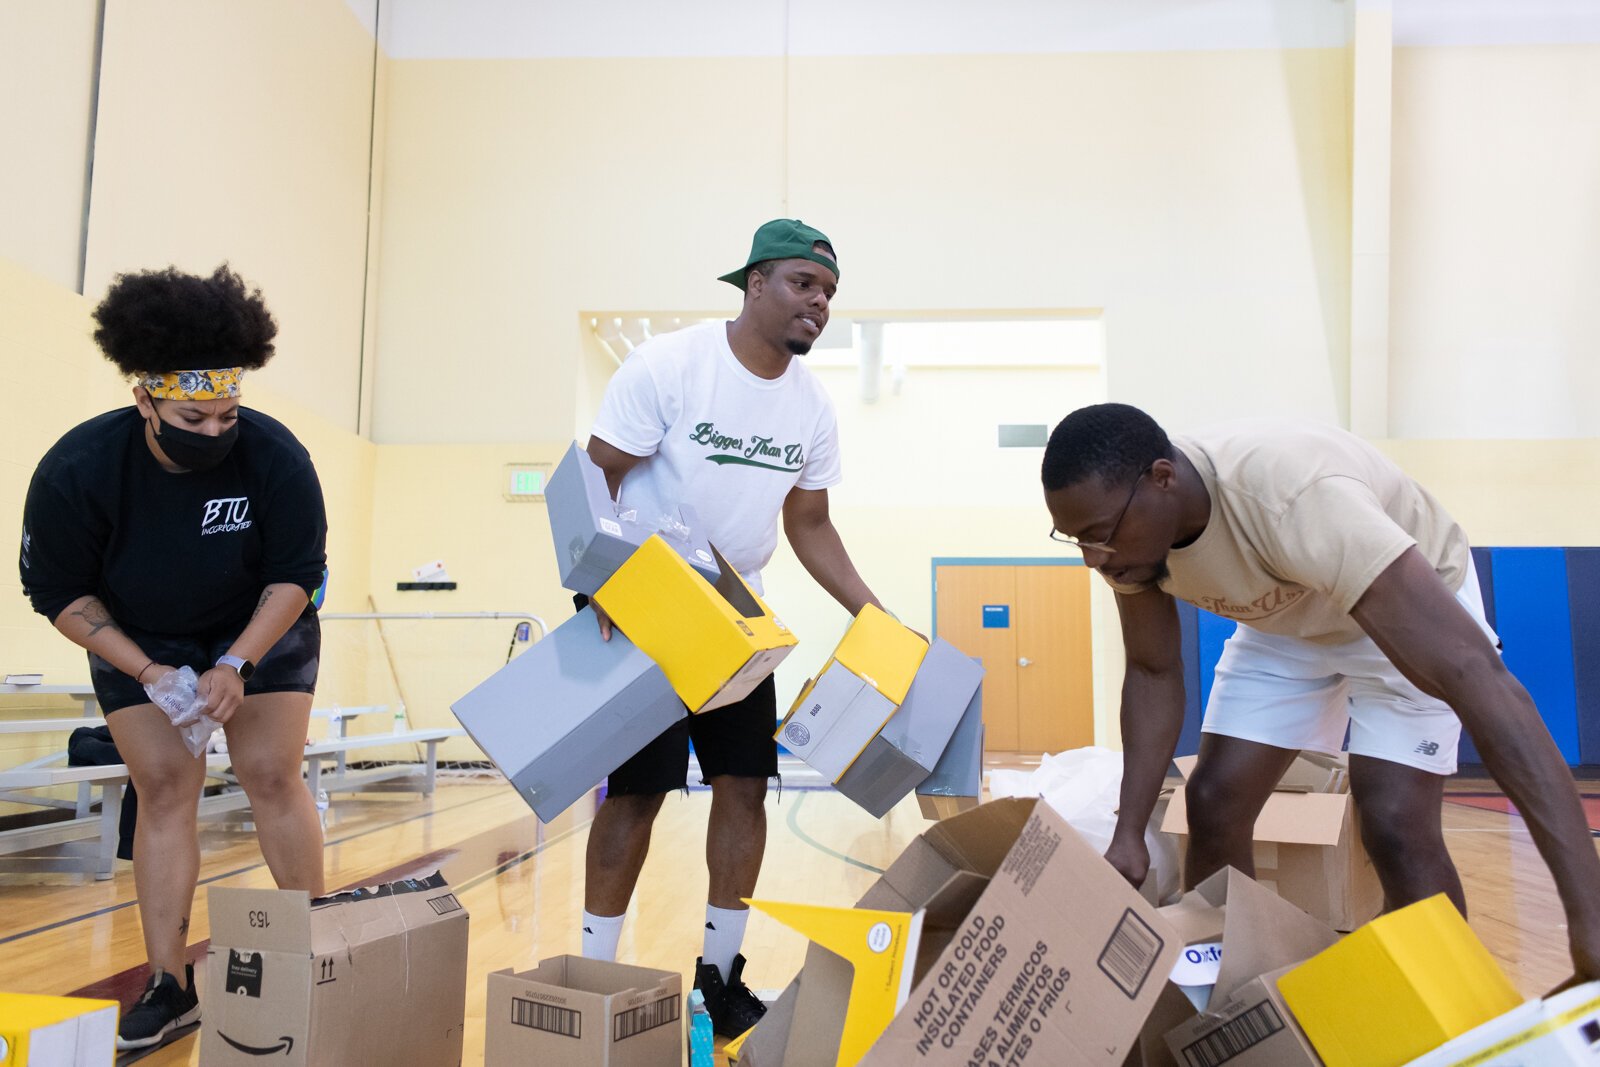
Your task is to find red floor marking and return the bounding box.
[68,847,458,1004]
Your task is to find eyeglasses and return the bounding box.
[1050,468,1150,554]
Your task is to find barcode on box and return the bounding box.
[1096,909,1162,999]
[1179,1001,1285,1067]
[512,997,581,1038]
[614,994,681,1041]
[426,893,462,915]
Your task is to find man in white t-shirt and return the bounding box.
[578,220,887,1036]
[1041,402,1600,984]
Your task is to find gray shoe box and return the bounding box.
[835,639,985,817]
[546,442,718,595]
[451,606,686,821]
[915,671,985,804]
[778,661,897,783]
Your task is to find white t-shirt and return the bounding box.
[590,321,843,593]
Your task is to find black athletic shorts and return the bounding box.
[574,594,778,795]
[89,604,321,714]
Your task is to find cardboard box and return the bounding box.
[915,669,985,819]
[0,992,117,1065]
[1162,964,1319,1067]
[776,605,929,782]
[484,956,682,1067]
[1121,868,1339,1067]
[451,606,685,821]
[744,798,1178,1066]
[1162,753,1382,931]
[595,535,797,713]
[1404,981,1600,1066]
[202,873,469,1067]
[835,640,985,818]
[1277,894,1523,1067]
[546,442,718,595]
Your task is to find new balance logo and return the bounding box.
[1415,740,1440,756]
[201,496,252,536]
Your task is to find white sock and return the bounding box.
[703,904,750,982]
[581,909,625,961]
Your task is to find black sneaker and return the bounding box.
[117,963,200,1050]
[694,953,767,1038]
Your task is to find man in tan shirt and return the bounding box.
[1043,402,1600,984]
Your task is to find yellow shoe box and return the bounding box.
[0,992,118,1066]
[1276,894,1523,1067]
[594,536,797,714]
[776,605,928,781]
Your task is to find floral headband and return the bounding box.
[139,368,244,400]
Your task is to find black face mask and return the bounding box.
[149,415,239,472]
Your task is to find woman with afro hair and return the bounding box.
[19,264,329,1050]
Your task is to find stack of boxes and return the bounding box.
[454,443,986,824]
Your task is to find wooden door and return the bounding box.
[934,563,1093,754]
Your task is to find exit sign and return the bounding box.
[504,463,551,501]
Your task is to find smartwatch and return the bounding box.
[216,654,256,681]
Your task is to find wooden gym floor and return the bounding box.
[1,760,1595,1065]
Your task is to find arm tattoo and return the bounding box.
[250,587,275,621]
[179,916,190,936]
[71,598,121,638]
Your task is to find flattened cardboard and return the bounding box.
[837,640,986,818]
[595,537,797,713]
[546,441,717,595]
[1162,754,1382,931]
[484,956,682,1067]
[1278,894,1523,1067]
[862,801,1182,1066]
[451,606,685,821]
[203,873,469,1067]
[1128,869,1339,1067]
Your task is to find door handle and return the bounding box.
[1018,657,1032,667]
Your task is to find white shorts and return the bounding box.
[1200,557,1497,775]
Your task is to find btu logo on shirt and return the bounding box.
[201,497,253,536]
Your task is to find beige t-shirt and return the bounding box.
[1117,420,1471,645]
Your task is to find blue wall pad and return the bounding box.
[1470,546,1497,634]
[1565,548,1600,765]
[1490,548,1581,765]
[1175,601,1204,757]
[1197,610,1238,716]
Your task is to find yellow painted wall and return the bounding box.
[82,0,380,433]
[0,0,99,291]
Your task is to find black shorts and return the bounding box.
[608,675,779,796]
[89,605,321,714]
[573,594,778,795]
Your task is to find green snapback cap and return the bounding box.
[718,218,839,290]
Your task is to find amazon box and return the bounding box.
[202,873,469,1067]
[451,606,685,821]
[1162,753,1381,931]
[484,956,682,1067]
[836,639,985,817]
[546,442,718,595]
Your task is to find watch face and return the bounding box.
[237,660,256,681]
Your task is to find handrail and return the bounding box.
[319,611,548,640]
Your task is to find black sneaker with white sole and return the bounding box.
[117,963,200,1050]
[694,953,767,1038]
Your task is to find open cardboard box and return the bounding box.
[595,535,797,714]
[1162,753,1381,931]
[484,956,682,1067]
[835,638,983,818]
[545,441,718,595]
[740,798,1181,1067]
[776,605,928,784]
[451,606,686,821]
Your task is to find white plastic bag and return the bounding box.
[989,745,1181,904]
[143,666,220,758]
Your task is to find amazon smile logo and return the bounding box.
[688,422,804,473]
[218,1032,296,1056]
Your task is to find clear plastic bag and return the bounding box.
[652,511,692,542]
[143,665,220,758]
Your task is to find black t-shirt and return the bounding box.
[20,406,328,635]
